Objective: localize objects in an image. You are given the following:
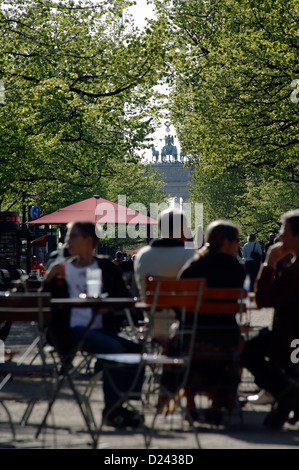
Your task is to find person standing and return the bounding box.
[112,251,123,266]
[242,233,263,291]
[264,233,276,254]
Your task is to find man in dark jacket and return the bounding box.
[242,208,299,429]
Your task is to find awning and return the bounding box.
[27,195,157,226]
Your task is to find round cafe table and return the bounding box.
[50,296,136,310]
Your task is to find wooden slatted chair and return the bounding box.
[182,285,247,427]
[142,279,248,434]
[142,276,208,447]
[94,276,206,449]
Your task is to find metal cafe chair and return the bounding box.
[94,276,206,449]
[35,296,136,447]
[141,276,207,448]
[0,293,100,445]
[183,285,248,428]
[0,292,56,438]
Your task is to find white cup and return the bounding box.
[86,268,102,298]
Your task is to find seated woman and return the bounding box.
[178,220,246,424]
[42,220,144,429]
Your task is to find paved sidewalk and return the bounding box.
[1,306,299,451]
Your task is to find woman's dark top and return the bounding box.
[178,250,246,347]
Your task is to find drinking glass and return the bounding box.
[86,268,102,298]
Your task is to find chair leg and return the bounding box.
[20,398,37,426]
[20,372,58,427]
[35,374,66,439]
[145,381,201,449]
[36,370,98,447]
[66,374,98,444]
[0,400,15,439]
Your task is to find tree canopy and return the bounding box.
[1,0,299,240]
[158,0,299,176]
[0,0,168,215]
[155,0,299,235]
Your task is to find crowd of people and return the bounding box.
[6,207,299,432]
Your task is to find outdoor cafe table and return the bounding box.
[50,296,136,309]
[37,295,137,442]
[0,293,137,445]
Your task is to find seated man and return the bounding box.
[134,207,196,301]
[42,220,144,429]
[242,208,299,429]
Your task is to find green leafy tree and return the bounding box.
[153,0,299,232]
[0,0,168,214]
[190,165,299,243]
[100,160,168,249]
[157,0,299,177]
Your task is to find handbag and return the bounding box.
[251,243,262,262]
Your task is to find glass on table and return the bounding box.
[86,268,102,298]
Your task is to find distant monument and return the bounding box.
[161,133,178,162]
[151,145,159,162]
[151,123,186,163]
[150,123,191,201]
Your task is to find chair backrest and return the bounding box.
[142,277,245,414]
[144,276,246,316]
[143,276,206,346]
[200,287,247,315]
[0,293,52,323]
[145,276,206,311]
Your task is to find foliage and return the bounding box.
[0,0,168,215]
[159,0,299,175]
[154,0,299,232]
[100,160,168,249]
[190,165,299,243]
